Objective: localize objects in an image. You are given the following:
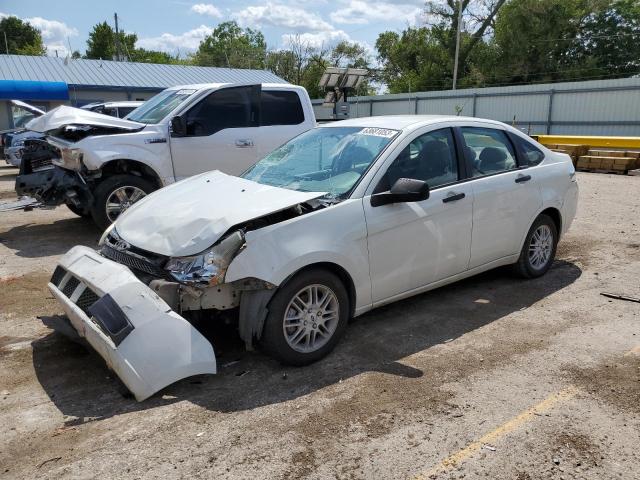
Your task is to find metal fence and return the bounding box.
[312,76,640,137]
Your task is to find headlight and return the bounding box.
[53,147,83,170]
[12,138,25,147]
[165,231,245,286]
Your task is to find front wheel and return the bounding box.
[260,269,350,366]
[513,214,558,278]
[90,174,155,230]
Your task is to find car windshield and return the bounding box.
[242,126,399,197]
[126,88,196,124]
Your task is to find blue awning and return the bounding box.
[0,80,69,101]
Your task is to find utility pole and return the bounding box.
[3,31,8,55]
[114,12,121,61]
[452,0,463,90]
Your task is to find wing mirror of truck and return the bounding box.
[170,115,187,137]
[370,178,430,207]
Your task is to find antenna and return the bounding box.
[114,12,121,61]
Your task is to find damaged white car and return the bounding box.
[47,116,578,400]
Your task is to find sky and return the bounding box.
[0,0,426,59]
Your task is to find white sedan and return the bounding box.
[47,115,578,400]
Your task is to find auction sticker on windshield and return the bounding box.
[359,127,398,138]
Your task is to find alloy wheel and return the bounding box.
[528,224,553,270]
[283,284,340,353]
[105,186,146,222]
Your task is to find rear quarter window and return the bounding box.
[261,90,304,126]
[512,135,545,166]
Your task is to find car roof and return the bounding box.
[323,115,509,131]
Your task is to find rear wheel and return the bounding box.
[260,269,349,366]
[90,174,155,230]
[513,214,558,278]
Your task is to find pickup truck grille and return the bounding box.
[30,156,54,172]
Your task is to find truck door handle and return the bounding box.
[442,192,465,203]
[235,139,254,148]
[515,174,531,183]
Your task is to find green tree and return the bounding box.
[130,48,182,64]
[193,21,266,68]
[375,27,451,93]
[490,0,639,84]
[575,0,640,78]
[85,21,137,60]
[0,16,46,55]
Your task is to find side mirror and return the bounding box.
[170,115,186,137]
[370,178,430,207]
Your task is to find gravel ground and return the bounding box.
[0,164,638,479]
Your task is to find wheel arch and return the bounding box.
[281,261,357,318]
[237,261,358,349]
[539,206,562,236]
[98,159,163,189]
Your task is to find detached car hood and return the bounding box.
[116,171,326,257]
[26,105,145,133]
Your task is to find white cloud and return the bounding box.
[138,25,213,54]
[235,2,333,32]
[190,3,223,18]
[281,30,352,49]
[331,0,422,26]
[0,12,78,56]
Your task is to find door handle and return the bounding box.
[235,139,254,148]
[515,174,532,183]
[442,192,465,203]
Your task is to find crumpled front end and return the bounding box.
[47,245,217,401]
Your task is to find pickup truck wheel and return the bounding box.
[90,174,155,230]
[260,269,349,366]
[513,214,558,278]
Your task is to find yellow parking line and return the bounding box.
[411,386,579,479]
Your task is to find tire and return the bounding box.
[513,214,558,278]
[90,174,155,231]
[65,202,90,218]
[260,268,350,366]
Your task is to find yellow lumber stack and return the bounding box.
[542,144,589,166]
[576,149,640,174]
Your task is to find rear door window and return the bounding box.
[261,90,304,126]
[184,85,259,136]
[461,127,517,177]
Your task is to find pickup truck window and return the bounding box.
[127,89,195,124]
[185,87,255,136]
[261,91,304,126]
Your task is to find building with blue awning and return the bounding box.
[0,54,286,130]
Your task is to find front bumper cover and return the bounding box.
[47,245,217,401]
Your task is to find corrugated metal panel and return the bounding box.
[475,93,549,122]
[552,89,640,122]
[312,76,640,136]
[0,55,287,88]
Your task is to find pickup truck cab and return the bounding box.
[18,83,315,229]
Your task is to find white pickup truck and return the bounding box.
[17,83,316,228]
